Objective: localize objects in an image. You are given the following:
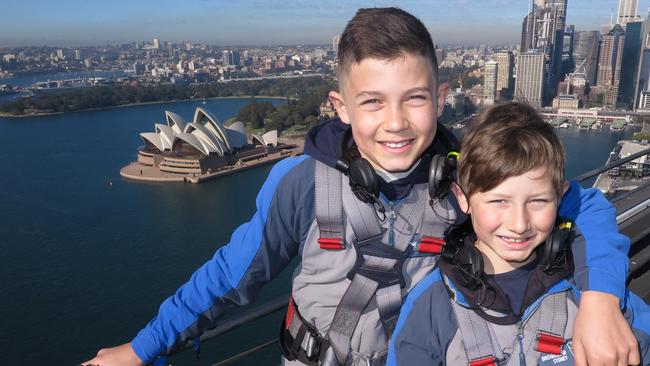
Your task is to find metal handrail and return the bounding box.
[575,147,650,183]
[168,295,288,355]
[163,149,650,365]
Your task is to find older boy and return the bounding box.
[388,102,650,365]
[84,9,636,366]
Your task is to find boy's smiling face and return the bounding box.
[329,53,447,173]
[454,168,562,274]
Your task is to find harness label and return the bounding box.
[538,340,575,365]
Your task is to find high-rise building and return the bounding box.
[483,61,498,106]
[56,49,64,59]
[232,51,241,67]
[495,52,514,98]
[332,35,340,54]
[639,90,650,109]
[515,51,545,107]
[597,24,626,108]
[634,12,650,109]
[562,25,575,77]
[153,38,160,50]
[74,49,81,60]
[435,47,445,65]
[222,50,233,66]
[520,0,568,105]
[618,20,644,109]
[573,31,601,86]
[618,0,639,26]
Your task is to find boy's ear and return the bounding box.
[451,182,471,214]
[562,180,570,196]
[436,82,450,118]
[329,91,350,124]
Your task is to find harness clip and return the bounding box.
[318,237,345,250]
[468,355,497,366]
[536,332,565,355]
[417,236,444,254]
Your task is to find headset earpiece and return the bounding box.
[540,219,574,273]
[348,159,379,203]
[336,128,380,203]
[441,220,484,289]
[429,152,459,200]
[454,245,484,290]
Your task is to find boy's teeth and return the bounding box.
[384,141,408,148]
[501,236,527,243]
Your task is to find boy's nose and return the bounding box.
[383,104,409,132]
[505,207,530,235]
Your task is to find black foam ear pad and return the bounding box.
[430,154,456,200]
[455,245,484,290]
[348,158,379,203]
[540,221,574,272]
[429,154,446,199]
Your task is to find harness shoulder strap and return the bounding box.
[450,288,569,366]
[315,161,345,249]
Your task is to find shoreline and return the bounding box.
[0,95,296,118]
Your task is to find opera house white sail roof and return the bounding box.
[139,107,276,158]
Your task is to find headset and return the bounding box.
[441,219,575,291]
[334,127,459,205]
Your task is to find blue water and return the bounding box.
[0,102,638,365]
[0,98,291,365]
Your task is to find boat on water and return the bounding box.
[579,117,596,130]
[611,119,627,131]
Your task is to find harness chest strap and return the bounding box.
[313,161,454,365]
[314,160,451,253]
[450,290,569,366]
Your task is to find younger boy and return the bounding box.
[84,9,636,366]
[388,102,650,365]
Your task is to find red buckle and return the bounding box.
[285,297,295,330]
[417,236,444,254]
[318,237,345,250]
[468,355,496,366]
[536,332,565,355]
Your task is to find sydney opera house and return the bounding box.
[122,107,298,182]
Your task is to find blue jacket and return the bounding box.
[130,119,630,363]
[387,268,650,365]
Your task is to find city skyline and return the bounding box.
[3,0,650,47]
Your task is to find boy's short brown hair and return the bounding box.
[337,7,438,82]
[457,102,566,199]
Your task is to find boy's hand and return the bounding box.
[572,291,640,366]
[81,342,144,366]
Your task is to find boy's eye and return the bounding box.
[408,94,427,100]
[488,199,506,204]
[406,95,428,103]
[530,198,550,204]
[361,99,380,105]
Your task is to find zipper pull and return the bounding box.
[518,333,525,366]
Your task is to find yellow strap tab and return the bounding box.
[559,221,572,230]
[447,151,460,159]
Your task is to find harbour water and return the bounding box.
[0,100,638,365]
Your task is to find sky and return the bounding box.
[2,0,650,47]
